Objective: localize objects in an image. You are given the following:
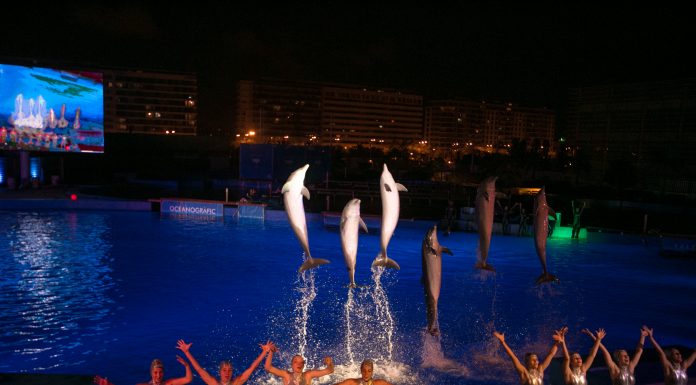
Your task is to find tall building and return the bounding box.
[425,99,555,154]
[103,69,198,135]
[235,79,322,144]
[321,85,423,148]
[565,79,696,182]
[234,79,423,148]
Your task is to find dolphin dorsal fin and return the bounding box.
[281,182,291,194]
[359,218,369,233]
[302,187,310,200]
[384,183,392,192]
[396,183,408,192]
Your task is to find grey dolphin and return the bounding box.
[533,187,558,284]
[421,225,453,336]
[282,164,330,272]
[372,164,407,269]
[474,176,497,271]
[340,198,368,288]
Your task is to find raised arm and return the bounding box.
[263,344,288,381]
[233,341,273,385]
[494,331,526,376]
[583,328,619,377]
[582,328,605,372]
[558,329,572,384]
[629,328,648,372]
[540,328,562,371]
[684,348,696,370]
[176,340,216,385]
[167,355,193,385]
[305,356,334,381]
[644,326,671,376]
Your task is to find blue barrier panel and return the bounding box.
[238,203,265,219]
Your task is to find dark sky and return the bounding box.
[5,3,695,132]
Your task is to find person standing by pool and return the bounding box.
[644,325,696,385]
[558,327,604,385]
[571,200,586,239]
[585,327,647,385]
[264,343,334,385]
[175,339,273,385]
[493,328,562,385]
[333,359,393,385]
[136,356,192,385]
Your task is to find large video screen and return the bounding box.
[0,63,104,153]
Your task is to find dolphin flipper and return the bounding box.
[301,187,310,200]
[359,218,369,233]
[298,257,330,272]
[396,183,408,192]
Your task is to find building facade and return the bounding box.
[235,79,423,148]
[103,69,198,135]
[425,99,555,154]
[565,79,696,183]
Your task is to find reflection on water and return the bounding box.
[0,211,694,385]
[0,211,113,371]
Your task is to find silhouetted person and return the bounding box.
[571,200,585,239]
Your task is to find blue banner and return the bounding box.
[161,199,223,217]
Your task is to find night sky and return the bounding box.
[4,3,695,133]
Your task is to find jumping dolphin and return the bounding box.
[340,198,368,288]
[533,187,558,284]
[421,225,453,336]
[372,164,407,269]
[474,176,497,271]
[282,164,330,272]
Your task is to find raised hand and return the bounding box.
[260,340,273,352]
[176,355,190,367]
[596,328,606,340]
[493,331,505,342]
[582,328,597,340]
[642,325,653,337]
[176,339,192,353]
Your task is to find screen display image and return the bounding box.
[0,63,104,153]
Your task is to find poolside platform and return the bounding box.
[0,186,151,211]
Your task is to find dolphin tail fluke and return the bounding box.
[535,272,559,285]
[474,260,496,272]
[427,326,441,337]
[372,254,401,270]
[298,257,330,272]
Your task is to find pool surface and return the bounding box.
[0,210,694,385]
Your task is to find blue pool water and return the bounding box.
[0,210,694,385]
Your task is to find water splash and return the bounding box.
[421,332,469,376]
[371,266,394,360]
[292,264,316,358]
[344,288,355,365]
[255,361,425,385]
